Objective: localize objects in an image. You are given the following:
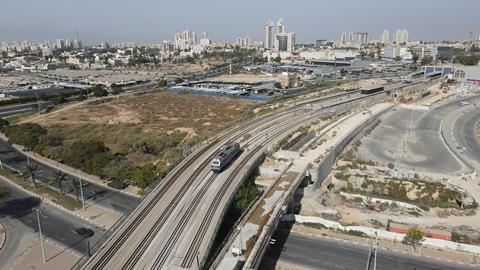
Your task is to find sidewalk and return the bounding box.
[9,235,79,270]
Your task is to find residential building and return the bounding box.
[264,21,274,49]
[394,29,409,44]
[236,37,251,48]
[380,30,390,45]
[175,30,196,51]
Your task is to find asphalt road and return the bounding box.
[261,230,477,270]
[359,101,464,175]
[0,139,137,213]
[0,177,104,260]
[450,98,480,170]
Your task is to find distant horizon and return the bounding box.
[1,0,479,44]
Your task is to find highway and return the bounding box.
[80,79,417,269]
[260,230,477,270]
[0,177,104,265]
[0,139,137,213]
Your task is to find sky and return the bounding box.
[1,0,479,44]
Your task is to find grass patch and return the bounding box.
[4,112,36,124]
[302,222,327,230]
[0,166,82,211]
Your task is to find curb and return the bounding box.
[292,230,479,267]
[0,223,5,251]
[0,133,139,198]
[0,175,106,230]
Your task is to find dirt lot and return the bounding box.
[23,91,256,164]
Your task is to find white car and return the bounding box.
[460,101,470,106]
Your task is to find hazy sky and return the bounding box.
[1,0,479,44]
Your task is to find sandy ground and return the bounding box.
[24,91,255,139]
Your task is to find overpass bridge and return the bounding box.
[74,76,440,270]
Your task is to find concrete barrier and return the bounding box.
[243,105,394,269]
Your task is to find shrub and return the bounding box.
[387,163,395,169]
[5,123,47,150]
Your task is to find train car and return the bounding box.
[427,72,442,79]
[211,142,241,173]
[360,86,384,95]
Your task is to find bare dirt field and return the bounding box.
[23,90,256,164]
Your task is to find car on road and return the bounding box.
[460,101,470,106]
[75,228,94,238]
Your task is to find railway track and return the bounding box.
[151,99,346,269]
[82,79,419,269]
[85,102,300,269]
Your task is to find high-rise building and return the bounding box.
[276,18,285,34]
[274,32,295,52]
[340,32,348,44]
[394,29,409,44]
[380,30,390,45]
[236,37,251,48]
[264,21,274,49]
[56,39,65,49]
[175,30,196,50]
[199,32,211,47]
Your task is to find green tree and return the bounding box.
[455,54,480,66]
[69,178,81,202]
[403,227,425,251]
[157,79,168,87]
[234,183,259,211]
[421,56,433,66]
[66,141,109,170]
[0,187,7,208]
[93,87,108,97]
[0,118,9,132]
[24,164,41,188]
[175,78,184,84]
[273,82,282,89]
[50,170,68,195]
[437,53,450,63]
[51,93,66,105]
[411,53,419,63]
[272,56,282,63]
[5,123,47,150]
[131,165,157,188]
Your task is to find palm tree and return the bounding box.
[24,164,40,188]
[50,170,68,195]
[69,178,81,203]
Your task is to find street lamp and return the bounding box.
[33,208,46,263]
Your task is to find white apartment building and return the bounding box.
[175,30,196,51]
[236,37,251,48]
[394,29,409,44]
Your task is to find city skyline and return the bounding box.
[1,0,479,44]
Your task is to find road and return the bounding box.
[443,96,480,171]
[80,80,417,270]
[0,177,104,268]
[261,230,477,270]
[0,139,137,213]
[359,99,467,175]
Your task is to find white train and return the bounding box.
[211,142,241,173]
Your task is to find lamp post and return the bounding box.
[33,208,46,263]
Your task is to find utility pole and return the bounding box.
[33,208,46,263]
[35,92,41,112]
[373,233,378,270]
[78,177,85,210]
